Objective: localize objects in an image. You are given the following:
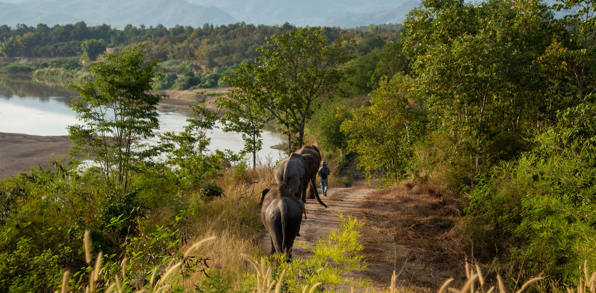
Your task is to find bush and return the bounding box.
[341,176,352,187]
[467,101,596,284]
[201,180,224,198]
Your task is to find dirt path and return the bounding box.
[261,183,467,292]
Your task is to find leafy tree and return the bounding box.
[372,41,410,82]
[81,39,107,61]
[309,105,352,161]
[67,44,162,192]
[467,99,596,283]
[343,48,380,95]
[0,37,19,57]
[402,0,565,172]
[341,74,426,184]
[158,104,237,189]
[217,90,265,169]
[550,0,596,101]
[223,27,354,152]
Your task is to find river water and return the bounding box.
[0,74,285,164]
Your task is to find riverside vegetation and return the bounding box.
[2,0,596,291]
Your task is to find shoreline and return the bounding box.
[0,132,74,179]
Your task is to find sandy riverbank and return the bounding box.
[155,87,229,114]
[0,132,74,179]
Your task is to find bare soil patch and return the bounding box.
[155,88,230,114]
[0,132,74,179]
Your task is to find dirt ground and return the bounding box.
[261,182,468,292]
[0,132,74,179]
[156,87,229,114]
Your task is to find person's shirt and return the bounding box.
[298,199,305,209]
[318,166,330,179]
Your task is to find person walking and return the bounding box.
[318,161,330,196]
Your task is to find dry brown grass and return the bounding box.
[357,181,467,291]
[177,166,276,290]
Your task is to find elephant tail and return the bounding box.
[280,204,288,256]
[268,203,284,255]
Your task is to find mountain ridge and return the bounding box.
[0,0,237,28]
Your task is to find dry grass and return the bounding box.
[358,181,467,291]
[177,165,277,290]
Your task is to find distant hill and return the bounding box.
[0,0,237,28]
[319,0,420,28]
[185,0,416,27]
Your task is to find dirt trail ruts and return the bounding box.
[261,186,387,291]
[261,184,466,292]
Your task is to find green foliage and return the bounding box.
[158,104,241,190]
[245,213,367,292]
[201,180,224,198]
[0,36,18,57]
[67,44,163,192]
[81,39,107,61]
[342,74,427,184]
[0,22,400,66]
[343,48,380,94]
[403,0,568,173]
[224,27,354,152]
[341,177,352,187]
[217,75,266,169]
[308,98,364,160]
[467,100,596,284]
[0,237,67,292]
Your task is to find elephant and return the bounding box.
[274,153,306,197]
[259,183,303,258]
[295,145,324,201]
[274,152,327,208]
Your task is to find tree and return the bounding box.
[0,37,19,57]
[402,0,565,172]
[81,39,107,61]
[67,44,162,192]
[223,27,354,152]
[551,0,596,102]
[158,104,236,188]
[217,91,265,169]
[341,74,426,184]
[310,105,352,161]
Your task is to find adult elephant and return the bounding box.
[274,152,327,208]
[295,145,324,202]
[259,183,302,258]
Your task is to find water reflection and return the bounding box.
[0,74,77,105]
[0,74,285,163]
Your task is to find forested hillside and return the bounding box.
[0,22,401,66]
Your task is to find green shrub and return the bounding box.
[243,213,368,292]
[341,176,352,187]
[467,101,596,285]
[201,180,224,198]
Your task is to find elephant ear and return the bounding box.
[259,188,270,206]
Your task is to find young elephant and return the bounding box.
[259,183,303,259]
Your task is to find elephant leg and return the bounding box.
[269,237,276,255]
[307,176,316,199]
[285,240,294,261]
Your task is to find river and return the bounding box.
[0,74,285,165]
